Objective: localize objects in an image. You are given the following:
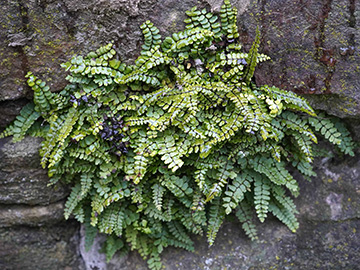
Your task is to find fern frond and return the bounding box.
[167,221,194,247]
[331,118,355,156]
[271,184,299,216]
[147,253,163,270]
[220,0,239,40]
[162,175,193,200]
[268,201,299,232]
[39,114,65,168]
[261,85,316,116]
[98,203,122,234]
[152,183,165,211]
[249,156,299,195]
[125,226,139,251]
[80,173,93,197]
[185,6,221,38]
[144,203,171,222]
[84,216,98,252]
[140,20,162,53]
[207,197,225,246]
[205,160,237,202]
[243,26,260,84]
[308,113,342,146]
[0,102,40,142]
[64,183,83,220]
[291,152,317,178]
[235,200,258,241]
[180,211,204,235]
[254,177,271,222]
[73,204,85,223]
[222,171,253,215]
[162,28,214,53]
[104,235,124,262]
[280,111,317,143]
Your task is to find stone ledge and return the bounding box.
[0,201,65,227]
[0,137,69,205]
[0,221,85,270]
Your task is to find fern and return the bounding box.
[1,1,355,269]
[268,201,299,232]
[249,156,299,195]
[80,173,93,197]
[308,113,342,146]
[262,85,316,116]
[0,103,40,142]
[167,221,194,247]
[244,26,261,84]
[26,72,67,113]
[84,211,99,252]
[139,21,162,53]
[331,118,355,156]
[207,197,225,246]
[220,0,239,40]
[147,253,163,270]
[104,235,124,262]
[64,183,83,220]
[235,200,258,241]
[222,171,253,215]
[253,177,271,222]
[152,183,165,211]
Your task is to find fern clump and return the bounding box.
[1,1,354,269]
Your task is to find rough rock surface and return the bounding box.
[0,221,85,270]
[0,136,68,205]
[0,0,359,269]
[239,0,360,117]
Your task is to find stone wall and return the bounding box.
[0,0,359,269]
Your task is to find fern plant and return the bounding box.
[1,1,355,269]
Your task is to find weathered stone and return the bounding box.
[0,1,32,101]
[296,152,360,222]
[0,136,43,170]
[206,0,251,12]
[239,0,360,118]
[0,201,64,227]
[0,99,28,129]
[0,221,85,270]
[157,218,360,270]
[0,137,68,205]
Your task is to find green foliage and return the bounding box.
[0,103,40,142]
[235,200,258,241]
[1,0,355,269]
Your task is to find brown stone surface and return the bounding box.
[0,201,64,227]
[0,99,28,130]
[0,1,31,101]
[238,0,360,117]
[0,136,69,205]
[0,221,85,270]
